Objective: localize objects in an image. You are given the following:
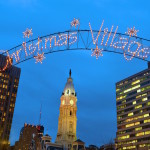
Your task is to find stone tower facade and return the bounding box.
[56,70,77,150]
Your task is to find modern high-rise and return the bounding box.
[115,62,150,149]
[56,70,77,150]
[0,54,21,149]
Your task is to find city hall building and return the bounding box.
[115,63,150,149]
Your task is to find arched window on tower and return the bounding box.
[67,90,69,95]
[69,122,73,133]
[70,111,72,116]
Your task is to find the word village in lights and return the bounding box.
[0,18,150,71]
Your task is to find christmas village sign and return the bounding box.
[0,19,150,71]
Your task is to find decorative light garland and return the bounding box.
[71,18,80,28]
[23,28,33,38]
[105,26,114,46]
[0,19,150,71]
[113,37,128,49]
[123,41,141,61]
[91,45,103,59]
[101,28,108,45]
[125,27,139,37]
[0,52,12,72]
[34,52,45,64]
[137,47,150,59]
[89,20,104,45]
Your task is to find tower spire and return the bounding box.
[56,70,77,149]
[39,104,42,125]
[69,69,72,77]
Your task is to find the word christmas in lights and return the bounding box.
[0,18,150,72]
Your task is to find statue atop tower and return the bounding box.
[69,69,71,77]
[55,70,77,150]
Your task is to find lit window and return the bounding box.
[133,101,136,105]
[135,122,140,125]
[118,135,130,140]
[141,86,150,92]
[124,85,140,93]
[137,89,141,93]
[142,93,147,96]
[136,95,141,98]
[144,119,150,123]
[116,88,120,92]
[122,100,126,103]
[4,113,6,116]
[135,105,142,109]
[142,97,148,101]
[144,114,149,118]
[136,132,144,137]
[128,112,133,116]
[126,123,134,128]
[135,127,142,131]
[117,95,127,101]
[125,118,133,122]
[132,80,140,85]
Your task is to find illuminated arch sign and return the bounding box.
[0,19,150,71]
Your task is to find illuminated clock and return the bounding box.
[70,100,74,105]
[62,100,65,105]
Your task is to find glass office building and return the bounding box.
[116,63,150,149]
[0,54,21,149]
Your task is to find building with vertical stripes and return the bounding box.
[0,54,21,149]
[115,63,150,149]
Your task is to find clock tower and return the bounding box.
[55,70,77,150]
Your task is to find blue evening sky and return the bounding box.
[0,0,150,146]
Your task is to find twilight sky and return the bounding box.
[0,0,150,147]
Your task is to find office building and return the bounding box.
[14,123,44,150]
[116,62,150,149]
[0,54,21,149]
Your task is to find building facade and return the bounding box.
[41,134,63,150]
[0,54,21,149]
[56,70,77,150]
[86,145,99,150]
[14,123,44,150]
[41,134,52,150]
[72,139,85,150]
[100,143,115,150]
[116,63,150,149]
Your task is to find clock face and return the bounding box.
[70,100,74,105]
[62,100,65,105]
